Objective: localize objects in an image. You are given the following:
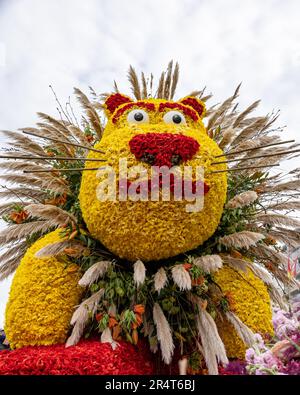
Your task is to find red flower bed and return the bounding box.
[0,339,156,375]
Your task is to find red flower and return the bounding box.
[0,339,156,375]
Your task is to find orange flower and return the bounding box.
[132,329,138,345]
[135,313,143,326]
[95,313,103,322]
[86,135,94,143]
[230,250,243,259]
[225,291,235,310]
[192,276,205,286]
[183,263,192,271]
[131,322,138,330]
[108,317,118,328]
[131,313,143,329]
[264,236,277,246]
[9,210,28,224]
[68,230,78,240]
[112,325,122,340]
[133,304,145,314]
[45,193,67,206]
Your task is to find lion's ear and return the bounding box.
[179,96,206,119]
[104,93,133,117]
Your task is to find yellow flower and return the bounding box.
[214,266,274,359]
[5,230,83,349]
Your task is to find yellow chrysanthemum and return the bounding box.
[79,98,227,261]
[5,230,83,349]
[215,266,274,359]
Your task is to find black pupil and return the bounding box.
[172,114,182,124]
[134,112,144,122]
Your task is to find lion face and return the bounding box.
[79,94,227,261]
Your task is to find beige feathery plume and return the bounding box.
[133,259,146,287]
[163,61,173,100]
[74,88,103,139]
[0,243,27,280]
[266,201,300,211]
[229,135,277,152]
[1,173,70,196]
[154,267,168,293]
[26,204,77,226]
[171,265,192,291]
[153,303,174,364]
[0,187,46,202]
[221,255,248,272]
[225,312,256,347]
[78,260,112,287]
[264,180,300,193]
[219,127,236,148]
[156,72,165,99]
[0,161,49,174]
[128,66,142,100]
[218,231,265,249]
[0,221,55,247]
[194,255,223,274]
[256,213,300,228]
[268,287,288,310]
[101,327,118,350]
[35,240,80,258]
[232,117,269,146]
[226,191,258,209]
[66,289,104,347]
[1,130,46,156]
[67,125,90,146]
[141,72,148,99]
[233,100,261,128]
[249,263,275,286]
[207,84,241,132]
[195,307,228,375]
[170,62,179,100]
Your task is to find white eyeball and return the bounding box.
[127,109,149,124]
[163,111,186,125]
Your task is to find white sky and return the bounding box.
[0,0,300,327]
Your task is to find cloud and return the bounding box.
[0,0,300,327]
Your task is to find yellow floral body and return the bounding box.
[5,230,83,349]
[214,266,274,359]
[79,98,227,261]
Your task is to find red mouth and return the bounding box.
[118,174,210,198]
[129,133,200,167]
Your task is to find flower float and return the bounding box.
[0,61,299,375]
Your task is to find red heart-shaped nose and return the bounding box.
[129,133,200,167]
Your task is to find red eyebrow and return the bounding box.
[158,102,199,122]
[112,102,155,123]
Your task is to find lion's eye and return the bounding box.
[163,111,186,125]
[127,109,149,124]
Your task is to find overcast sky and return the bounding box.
[0,0,300,327]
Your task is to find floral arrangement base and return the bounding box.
[0,339,156,375]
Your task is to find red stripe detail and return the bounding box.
[158,102,199,122]
[112,102,155,123]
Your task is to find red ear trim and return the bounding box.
[180,97,205,118]
[104,93,133,115]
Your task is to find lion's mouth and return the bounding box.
[118,173,209,199]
